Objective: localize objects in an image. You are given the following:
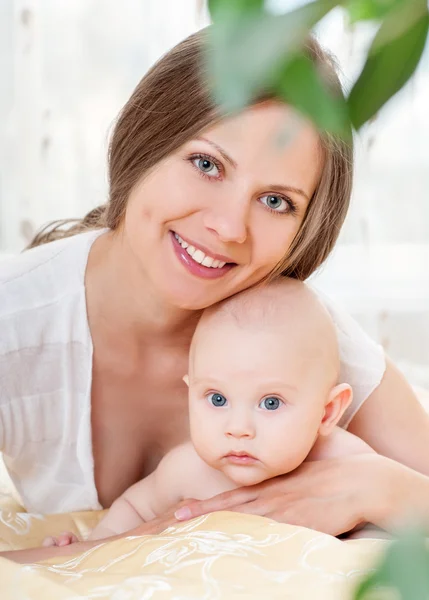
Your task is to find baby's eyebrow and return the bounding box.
[191,376,223,386]
[190,377,298,395]
[260,383,298,394]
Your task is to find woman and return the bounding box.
[1,29,428,562]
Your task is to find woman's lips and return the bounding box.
[170,231,235,280]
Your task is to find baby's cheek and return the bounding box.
[189,408,209,439]
[264,428,315,474]
[191,424,219,463]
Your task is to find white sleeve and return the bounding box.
[312,287,386,429]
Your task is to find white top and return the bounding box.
[0,231,386,514]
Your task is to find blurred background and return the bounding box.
[0,0,428,390]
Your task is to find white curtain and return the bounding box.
[0,0,206,252]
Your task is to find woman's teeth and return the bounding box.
[174,233,227,268]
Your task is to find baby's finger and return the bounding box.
[57,532,77,547]
[42,536,57,547]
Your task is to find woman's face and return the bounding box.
[123,101,323,310]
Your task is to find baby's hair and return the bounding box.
[201,279,328,329]
[192,279,340,384]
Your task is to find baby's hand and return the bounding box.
[42,532,80,547]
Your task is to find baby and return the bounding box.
[45,279,373,545]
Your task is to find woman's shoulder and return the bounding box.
[0,229,105,317]
[0,229,106,362]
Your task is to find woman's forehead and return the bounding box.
[204,101,319,153]
[197,101,323,195]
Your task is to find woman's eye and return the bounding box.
[259,396,282,411]
[260,194,290,214]
[193,157,220,177]
[208,392,228,407]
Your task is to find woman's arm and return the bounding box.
[174,453,429,535]
[348,356,429,476]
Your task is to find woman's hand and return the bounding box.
[175,454,400,536]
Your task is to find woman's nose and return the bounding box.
[203,195,249,244]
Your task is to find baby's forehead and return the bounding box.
[193,317,334,369]
[189,327,336,397]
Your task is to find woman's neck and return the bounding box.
[85,229,202,350]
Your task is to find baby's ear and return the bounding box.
[318,383,353,436]
[182,374,189,387]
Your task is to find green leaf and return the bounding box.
[206,0,341,113]
[354,528,429,600]
[208,0,265,21]
[275,51,350,137]
[345,0,405,24]
[348,1,429,129]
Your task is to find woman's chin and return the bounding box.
[162,282,238,311]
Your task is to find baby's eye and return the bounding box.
[192,156,220,177]
[259,194,291,214]
[208,392,228,407]
[259,396,282,411]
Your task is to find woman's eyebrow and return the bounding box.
[196,136,237,168]
[196,136,310,201]
[268,184,310,202]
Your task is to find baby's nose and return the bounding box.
[225,415,256,439]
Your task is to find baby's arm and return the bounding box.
[307,426,375,462]
[43,477,161,546]
[88,475,157,540]
[89,446,192,541]
[44,443,233,546]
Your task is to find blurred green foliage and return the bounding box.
[207,0,429,136]
[355,528,429,600]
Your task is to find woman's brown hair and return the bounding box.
[28,27,353,281]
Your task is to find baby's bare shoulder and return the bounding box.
[161,443,236,501]
[162,442,209,470]
[308,427,375,461]
[159,442,215,484]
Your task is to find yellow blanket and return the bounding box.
[0,487,388,599]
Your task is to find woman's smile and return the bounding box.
[170,230,236,280]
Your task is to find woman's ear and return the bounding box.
[318,383,353,436]
[183,374,189,387]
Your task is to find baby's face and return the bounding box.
[188,320,335,487]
